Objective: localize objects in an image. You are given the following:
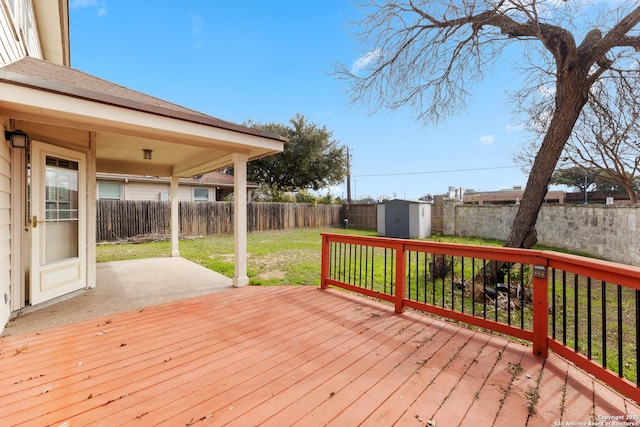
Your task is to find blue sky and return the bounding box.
[69,0,532,200]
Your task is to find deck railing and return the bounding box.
[320,233,640,403]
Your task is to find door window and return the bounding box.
[44,156,79,263]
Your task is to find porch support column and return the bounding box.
[170,175,180,257]
[233,153,249,287]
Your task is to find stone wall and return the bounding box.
[447,202,640,266]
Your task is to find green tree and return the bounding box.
[240,114,348,195]
[550,167,598,195]
[551,167,637,200]
[335,1,640,248]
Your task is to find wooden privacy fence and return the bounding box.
[97,200,344,241]
[344,204,377,229]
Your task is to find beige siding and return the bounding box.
[1,0,26,63]
[0,0,42,64]
[99,181,216,202]
[0,135,11,330]
[124,181,168,201]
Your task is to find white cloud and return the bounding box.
[70,0,97,8]
[70,0,106,16]
[480,134,495,146]
[351,49,382,74]
[189,14,203,36]
[97,2,107,16]
[506,123,524,132]
[538,84,555,97]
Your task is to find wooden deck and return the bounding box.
[0,286,637,426]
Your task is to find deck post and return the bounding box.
[233,153,249,287]
[320,234,330,290]
[532,263,549,358]
[394,242,406,313]
[170,175,180,257]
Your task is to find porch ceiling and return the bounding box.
[0,57,285,177]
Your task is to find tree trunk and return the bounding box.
[505,76,590,249]
[622,181,639,203]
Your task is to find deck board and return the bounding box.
[0,286,638,426]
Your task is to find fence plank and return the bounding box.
[97,201,344,241]
[345,204,377,230]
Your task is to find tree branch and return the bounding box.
[585,6,640,64]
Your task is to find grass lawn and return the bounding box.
[96,228,504,286]
[97,228,637,382]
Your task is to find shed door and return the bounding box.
[385,203,410,239]
[30,141,87,305]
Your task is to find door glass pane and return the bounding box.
[44,156,79,263]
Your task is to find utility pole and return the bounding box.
[346,147,352,205]
[584,170,588,204]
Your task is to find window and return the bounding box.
[193,187,209,201]
[98,181,122,200]
[45,156,79,262]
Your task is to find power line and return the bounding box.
[353,165,520,178]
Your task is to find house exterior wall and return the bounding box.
[1,0,42,64]
[97,180,216,202]
[0,125,11,326]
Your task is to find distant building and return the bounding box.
[462,186,632,205]
[462,186,566,205]
[96,171,259,202]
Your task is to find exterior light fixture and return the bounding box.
[5,130,29,149]
[143,149,152,160]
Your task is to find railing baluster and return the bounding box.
[371,246,375,290]
[416,251,420,301]
[384,248,388,294]
[602,281,607,369]
[423,252,428,303]
[364,245,369,289]
[507,262,512,326]
[483,259,487,319]
[450,255,455,311]
[552,268,556,339]
[618,284,623,378]
[461,257,465,314]
[358,244,363,287]
[494,261,499,323]
[587,277,592,360]
[431,253,436,306]
[408,251,413,299]
[562,270,567,346]
[520,263,525,330]
[574,274,579,353]
[319,233,640,401]
[472,258,476,317]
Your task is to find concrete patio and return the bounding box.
[2,257,232,336]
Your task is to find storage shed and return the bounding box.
[377,199,432,239]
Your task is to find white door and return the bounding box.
[30,141,86,305]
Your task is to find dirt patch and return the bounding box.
[256,270,287,280]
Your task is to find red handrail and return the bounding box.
[320,232,640,403]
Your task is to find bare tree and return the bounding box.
[564,75,640,202]
[335,0,640,248]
